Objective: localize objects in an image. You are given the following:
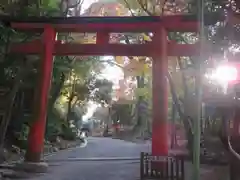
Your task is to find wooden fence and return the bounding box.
[140,152,185,180]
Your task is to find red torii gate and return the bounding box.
[3,14,221,162]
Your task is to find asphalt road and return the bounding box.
[31,137,151,180]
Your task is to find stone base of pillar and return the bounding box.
[0,162,48,179]
[14,162,48,173]
[1,170,38,179]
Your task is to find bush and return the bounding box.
[60,126,77,141]
[16,139,28,150]
[13,124,29,150]
[45,112,63,142]
[46,111,78,141]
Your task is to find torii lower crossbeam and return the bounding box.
[10,41,205,57]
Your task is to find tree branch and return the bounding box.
[167,71,193,133]
[100,60,124,69]
[76,0,85,15]
[123,0,135,16]
[136,0,153,16]
[161,0,168,15]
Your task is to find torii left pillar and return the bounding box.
[25,25,56,163]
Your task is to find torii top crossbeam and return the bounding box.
[1,13,225,57]
[0,13,224,32]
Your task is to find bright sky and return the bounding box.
[81,0,97,13]
[100,56,124,87]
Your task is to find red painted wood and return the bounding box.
[10,21,198,32]
[10,41,204,56]
[25,25,56,162]
[96,32,109,44]
[151,28,168,156]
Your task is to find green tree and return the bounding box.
[0,0,110,153]
[115,0,239,153]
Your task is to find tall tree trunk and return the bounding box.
[132,75,145,137]
[171,102,177,148]
[167,71,193,153]
[66,75,76,123]
[48,72,65,112]
[0,62,29,154]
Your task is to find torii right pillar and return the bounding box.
[151,26,168,156]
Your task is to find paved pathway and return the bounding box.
[30,137,151,180]
[1,137,228,180]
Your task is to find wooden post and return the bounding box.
[230,108,240,180]
[151,27,168,156]
[25,25,56,162]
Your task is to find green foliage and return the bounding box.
[41,0,59,9]
[112,103,133,125]
[117,0,140,10]
[13,124,29,149]
[57,56,108,125]
[45,112,63,140]
[134,87,150,99]
[112,0,238,143]
[60,125,77,141]
[0,0,103,146]
[2,0,235,150]
[90,78,113,105]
